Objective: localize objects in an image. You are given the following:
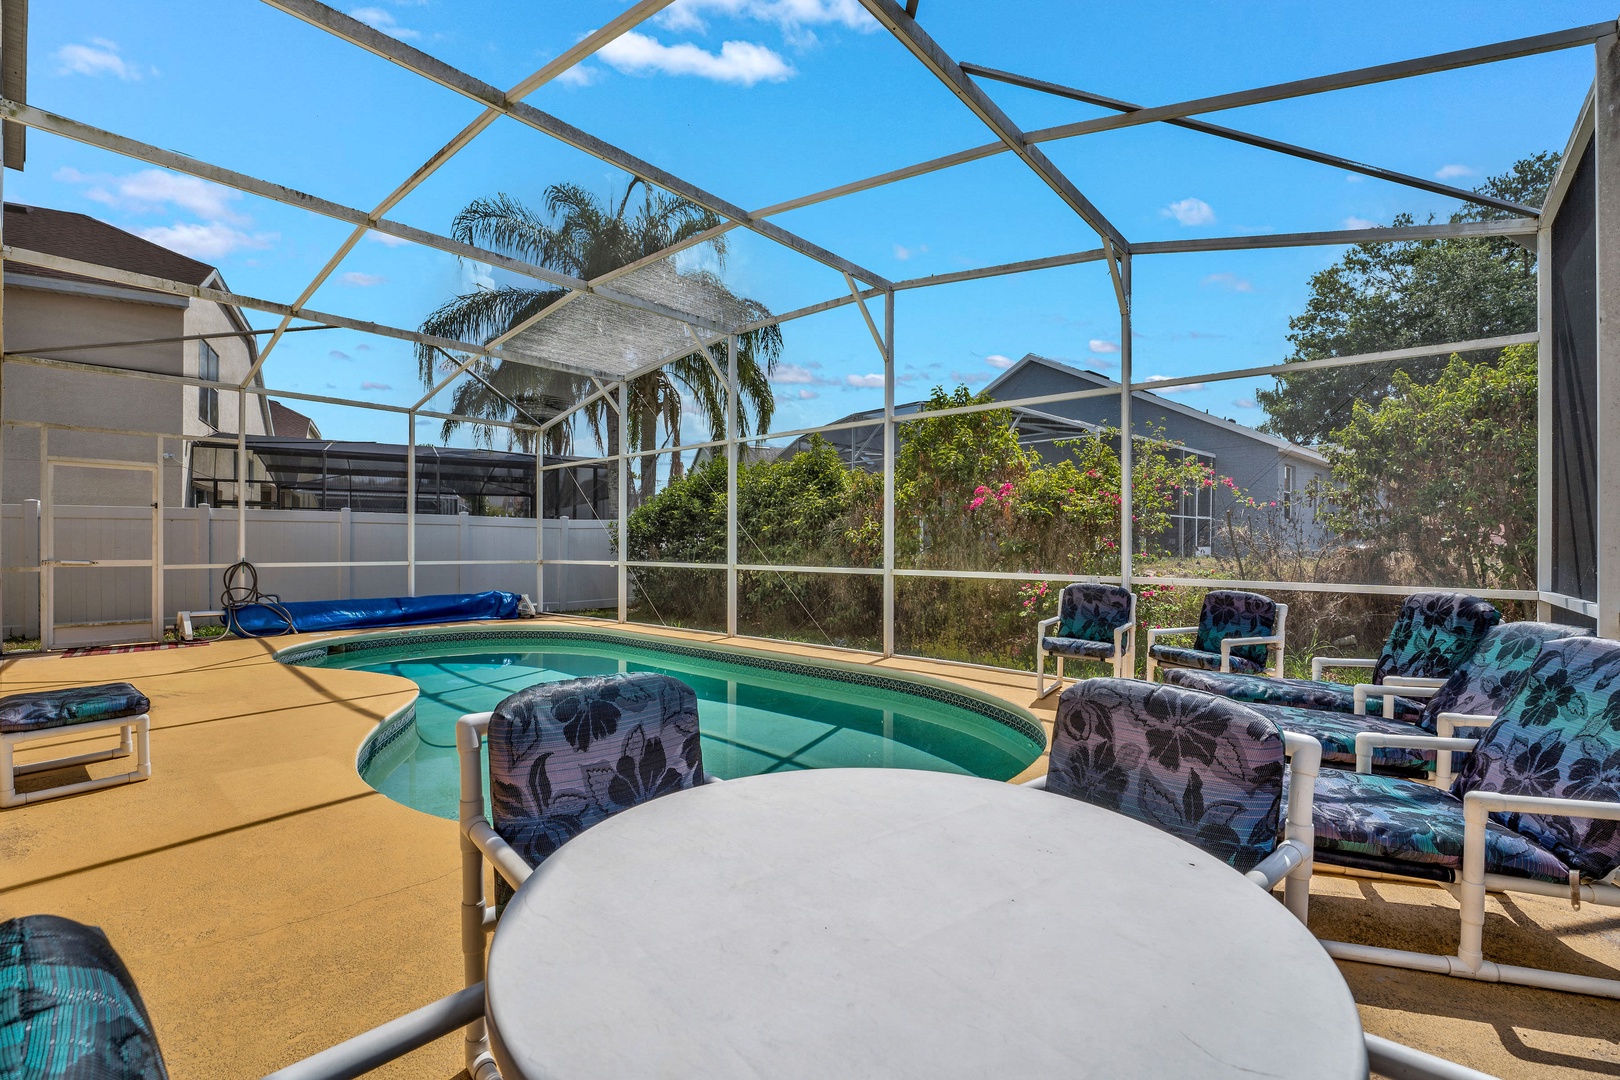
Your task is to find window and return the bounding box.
[1282,463,1296,521]
[199,340,220,429]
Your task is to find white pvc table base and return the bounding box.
[486,768,1365,1080]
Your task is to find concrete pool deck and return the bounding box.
[0,617,1616,1078]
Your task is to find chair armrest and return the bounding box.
[1310,656,1375,680]
[1146,624,1197,648]
[1383,675,1448,689]
[1220,634,1286,672]
[1436,712,1496,738]
[1036,616,1059,636]
[1463,791,1620,888]
[467,819,534,889]
[1353,680,1441,717]
[1246,838,1310,891]
[1354,731,1479,780]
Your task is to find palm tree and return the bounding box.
[414,182,783,507]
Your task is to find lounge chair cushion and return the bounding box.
[1040,636,1116,660]
[0,685,150,735]
[1453,637,1620,881]
[1046,678,1283,874]
[1148,644,1265,675]
[1247,701,1431,772]
[488,673,706,894]
[1306,770,1571,884]
[1057,582,1133,642]
[1419,621,1592,725]
[1163,669,1420,722]
[1373,592,1500,684]
[0,914,168,1079]
[1194,590,1278,669]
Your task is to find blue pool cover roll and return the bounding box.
[228,590,522,637]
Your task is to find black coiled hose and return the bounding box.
[220,559,298,637]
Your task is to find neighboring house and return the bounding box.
[780,352,1330,555]
[2,202,273,507]
[269,399,322,439]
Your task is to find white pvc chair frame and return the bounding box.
[1035,590,1136,698]
[1144,602,1288,682]
[1319,728,1620,1000]
[0,713,151,808]
[1025,730,1320,924]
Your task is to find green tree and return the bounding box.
[1256,153,1557,444]
[415,182,783,503]
[1319,343,1537,588]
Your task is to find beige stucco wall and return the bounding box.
[182,290,270,440]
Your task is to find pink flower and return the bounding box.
[968,496,985,510]
[973,485,989,496]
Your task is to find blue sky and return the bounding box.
[17,0,1608,451]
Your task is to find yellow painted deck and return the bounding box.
[1,618,1617,1078]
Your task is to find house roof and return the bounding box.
[268,400,321,440]
[982,353,1329,467]
[3,202,218,287]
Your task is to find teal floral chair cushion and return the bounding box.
[1248,702,1433,773]
[1040,636,1117,660]
[488,672,707,901]
[0,915,167,1079]
[1422,622,1591,723]
[1165,669,1419,721]
[1451,637,1620,881]
[0,685,150,735]
[1148,590,1278,675]
[1306,770,1571,884]
[1372,592,1501,684]
[1046,678,1283,874]
[1057,583,1133,643]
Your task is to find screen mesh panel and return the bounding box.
[1550,145,1598,601]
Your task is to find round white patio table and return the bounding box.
[484,767,1366,1080]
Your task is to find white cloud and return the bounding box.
[53,39,149,80]
[655,0,872,45]
[599,31,792,85]
[772,363,818,384]
[1201,272,1253,293]
[1162,197,1215,227]
[462,260,496,291]
[350,7,420,39]
[340,271,388,287]
[1145,375,1205,394]
[846,373,884,388]
[892,242,928,261]
[797,389,818,400]
[1343,215,1378,230]
[57,166,247,223]
[985,354,1015,370]
[136,222,275,260]
[1089,339,1119,354]
[1435,164,1475,180]
[361,380,393,391]
[366,231,412,247]
[554,64,596,87]
[1232,397,1257,410]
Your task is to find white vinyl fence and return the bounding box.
[1,502,615,640]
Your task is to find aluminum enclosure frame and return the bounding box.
[0,5,1612,652]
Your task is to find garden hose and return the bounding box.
[220,559,299,637]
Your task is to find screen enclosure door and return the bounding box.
[41,460,163,649]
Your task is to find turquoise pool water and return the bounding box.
[301,631,1044,820]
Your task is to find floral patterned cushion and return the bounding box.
[488,673,706,901]
[1247,701,1431,772]
[1372,592,1501,684]
[1452,637,1620,881]
[1041,636,1116,660]
[1163,670,1420,722]
[1194,590,1278,669]
[0,915,168,1079]
[0,684,150,735]
[1166,670,1419,722]
[1046,678,1283,874]
[1307,769,1571,884]
[1148,643,1265,675]
[1419,621,1591,726]
[1057,582,1133,642]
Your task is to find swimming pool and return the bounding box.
[283,628,1045,820]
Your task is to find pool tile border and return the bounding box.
[284,628,1046,747]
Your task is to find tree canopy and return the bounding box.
[1256,153,1557,445]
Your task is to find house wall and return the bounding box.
[182,297,269,439]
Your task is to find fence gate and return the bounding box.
[41,459,163,649]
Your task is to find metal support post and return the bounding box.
[1536,223,1554,619]
[882,292,896,657]
[1598,33,1620,636]
[726,334,739,637]
[1117,252,1133,589]
[617,381,628,623]
[236,389,248,562]
[535,437,544,611]
[406,412,417,596]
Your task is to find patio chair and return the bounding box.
[1166,591,1500,722]
[1306,635,1620,999]
[1245,621,1592,778]
[1,683,152,808]
[1023,677,1320,923]
[1035,582,1136,697]
[0,913,487,1080]
[454,671,715,1079]
[1144,589,1287,682]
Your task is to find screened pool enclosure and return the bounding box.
[0,1,1616,657]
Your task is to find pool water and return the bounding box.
[315,635,1043,820]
